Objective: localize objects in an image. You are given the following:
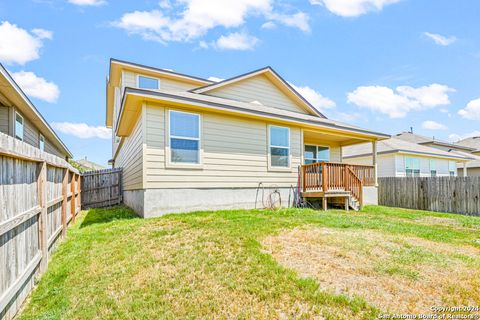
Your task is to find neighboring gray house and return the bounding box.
[343,137,472,177]
[0,63,72,159]
[454,136,480,176]
[75,157,106,171]
[395,132,480,177]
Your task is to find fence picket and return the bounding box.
[378,177,480,216]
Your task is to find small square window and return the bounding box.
[138,76,159,89]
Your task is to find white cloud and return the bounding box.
[113,0,309,45]
[0,21,52,65]
[268,12,310,32]
[215,32,258,50]
[68,0,106,6]
[207,76,224,82]
[51,122,111,139]
[421,120,447,130]
[310,0,400,17]
[31,28,53,40]
[448,131,480,142]
[347,83,454,118]
[290,83,336,111]
[458,98,480,120]
[261,21,276,29]
[424,32,456,46]
[12,71,60,103]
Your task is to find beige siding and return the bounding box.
[144,103,302,189]
[122,71,199,92]
[0,104,9,134]
[115,110,144,190]
[344,154,396,177]
[204,74,309,115]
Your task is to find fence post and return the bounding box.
[78,174,82,210]
[37,161,48,273]
[61,169,68,237]
[70,172,75,222]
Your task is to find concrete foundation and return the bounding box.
[124,187,295,218]
[124,186,379,218]
[362,186,378,205]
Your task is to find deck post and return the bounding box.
[372,140,378,186]
[345,197,349,211]
[321,162,327,192]
[322,197,327,211]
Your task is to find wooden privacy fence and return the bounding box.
[81,168,122,208]
[0,133,81,320]
[378,177,480,216]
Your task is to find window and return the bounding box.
[405,157,420,177]
[448,161,456,177]
[138,75,159,89]
[15,112,24,141]
[269,126,290,167]
[169,110,200,164]
[39,134,45,151]
[430,159,436,177]
[304,145,330,164]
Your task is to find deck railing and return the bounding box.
[301,162,375,194]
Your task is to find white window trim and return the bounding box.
[267,124,291,171]
[304,144,330,164]
[405,156,420,177]
[448,160,456,176]
[39,133,45,151]
[136,74,160,90]
[165,109,203,169]
[14,111,24,141]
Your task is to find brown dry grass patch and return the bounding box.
[263,227,480,314]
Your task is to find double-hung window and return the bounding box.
[430,159,436,177]
[448,161,456,176]
[169,110,200,164]
[39,134,45,151]
[138,75,159,89]
[405,157,420,177]
[15,112,24,141]
[269,125,290,168]
[304,145,330,164]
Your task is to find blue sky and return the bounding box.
[1,0,479,166]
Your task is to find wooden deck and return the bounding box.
[300,162,375,210]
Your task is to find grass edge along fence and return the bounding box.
[0,132,81,320]
[378,176,480,216]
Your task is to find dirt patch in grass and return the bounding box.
[263,227,480,314]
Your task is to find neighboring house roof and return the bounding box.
[343,137,474,161]
[190,66,325,118]
[455,136,480,153]
[75,158,106,171]
[0,64,73,158]
[118,87,390,141]
[395,132,476,152]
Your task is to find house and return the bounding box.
[105,59,390,217]
[0,63,72,159]
[395,132,480,176]
[342,137,473,177]
[454,136,480,176]
[74,157,106,172]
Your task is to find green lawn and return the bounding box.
[19,206,480,320]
